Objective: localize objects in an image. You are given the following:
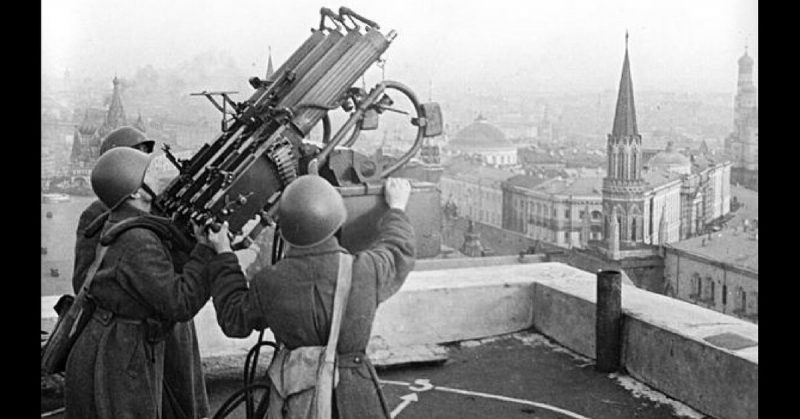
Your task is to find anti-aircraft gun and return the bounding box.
[157,7,443,255]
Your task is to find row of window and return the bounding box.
[689,273,755,314]
[513,199,602,221]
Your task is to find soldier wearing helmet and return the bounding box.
[73,126,155,291]
[64,148,242,419]
[203,175,416,419]
[70,126,213,419]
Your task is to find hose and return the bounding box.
[212,233,285,419]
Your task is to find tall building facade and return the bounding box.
[725,48,758,190]
[601,35,649,257]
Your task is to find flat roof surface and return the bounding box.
[728,185,758,228]
[196,331,702,419]
[669,229,758,272]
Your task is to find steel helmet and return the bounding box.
[99,126,155,155]
[91,147,153,210]
[278,175,347,248]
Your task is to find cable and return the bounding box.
[212,233,285,419]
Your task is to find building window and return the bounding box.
[703,277,715,303]
[579,210,586,221]
[722,285,727,306]
[690,273,701,300]
[565,209,571,219]
[736,287,747,313]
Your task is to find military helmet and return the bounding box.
[99,126,155,155]
[91,147,153,210]
[278,175,347,248]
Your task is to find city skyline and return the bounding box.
[42,0,758,96]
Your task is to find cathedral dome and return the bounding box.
[647,142,691,174]
[450,115,513,150]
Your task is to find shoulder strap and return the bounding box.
[315,252,353,419]
[99,215,193,251]
[80,243,109,296]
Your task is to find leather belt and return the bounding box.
[337,351,368,368]
[93,306,145,326]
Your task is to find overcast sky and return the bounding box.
[42,0,757,95]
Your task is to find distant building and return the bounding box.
[502,175,604,247]
[440,158,515,228]
[70,76,129,168]
[598,36,730,260]
[446,115,518,167]
[663,229,758,323]
[724,47,758,190]
[600,35,665,259]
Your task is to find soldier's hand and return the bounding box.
[207,222,233,254]
[384,177,411,211]
[191,221,212,247]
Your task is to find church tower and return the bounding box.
[734,46,758,166]
[103,76,127,132]
[602,32,647,254]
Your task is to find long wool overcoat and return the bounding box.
[212,208,416,419]
[72,200,212,419]
[66,205,239,419]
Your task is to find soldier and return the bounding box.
[71,126,211,419]
[73,126,154,290]
[64,147,240,419]
[205,175,416,418]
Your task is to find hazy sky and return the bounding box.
[42,0,757,95]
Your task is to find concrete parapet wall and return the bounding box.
[527,263,758,419]
[370,263,537,346]
[623,318,758,419]
[41,260,757,419]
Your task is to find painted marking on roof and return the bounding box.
[380,379,592,419]
[390,393,419,418]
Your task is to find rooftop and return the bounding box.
[642,168,683,189]
[450,115,515,150]
[667,229,758,273]
[442,158,516,183]
[532,176,603,197]
[41,261,758,419]
[503,174,550,190]
[198,331,703,419]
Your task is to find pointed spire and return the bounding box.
[105,76,127,130]
[612,31,638,138]
[134,111,147,132]
[266,46,275,80]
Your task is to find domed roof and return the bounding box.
[647,142,691,168]
[450,115,513,150]
[738,50,754,67]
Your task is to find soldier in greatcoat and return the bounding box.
[64,147,241,419]
[71,126,212,419]
[204,175,416,418]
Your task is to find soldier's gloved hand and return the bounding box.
[207,221,233,254]
[384,177,411,211]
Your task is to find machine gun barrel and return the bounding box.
[154,7,442,245]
